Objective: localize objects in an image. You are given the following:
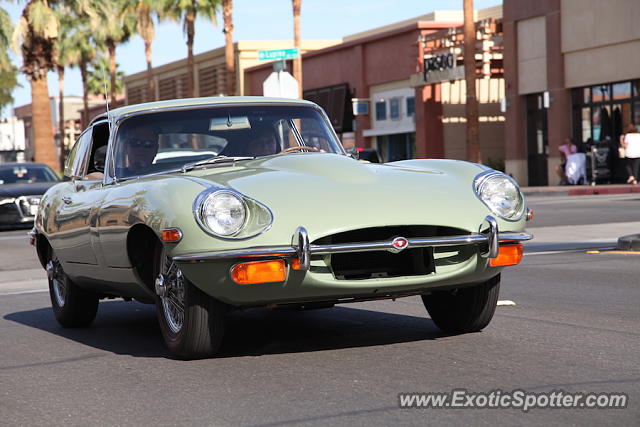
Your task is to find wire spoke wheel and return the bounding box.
[154,243,227,359]
[160,255,186,334]
[47,249,99,328]
[49,256,67,307]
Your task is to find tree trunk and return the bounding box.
[185,3,196,98]
[57,66,66,171]
[80,59,89,127]
[223,0,235,96]
[292,0,302,99]
[31,75,57,171]
[464,0,480,163]
[145,38,155,102]
[107,39,117,105]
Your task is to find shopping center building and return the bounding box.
[503,0,640,185]
[244,7,505,164]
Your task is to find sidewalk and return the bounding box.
[521,183,640,197]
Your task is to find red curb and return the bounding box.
[568,186,640,196]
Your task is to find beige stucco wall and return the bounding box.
[517,16,547,95]
[505,158,527,186]
[562,0,640,88]
[564,39,640,88]
[441,78,505,165]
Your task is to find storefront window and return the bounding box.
[572,80,640,183]
[375,101,387,121]
[612,82,631,100]
[581,108,591,142]
[573,80,640,144]
[389,98,400,120]
[406,97,415,116]
[592,85,610,103]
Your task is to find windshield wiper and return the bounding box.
[181,155,255,173]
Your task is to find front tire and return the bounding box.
[154,245,226,359]
[47,252,99,328]
[422,274,500,333]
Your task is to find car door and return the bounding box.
[51,128,96,264]
[53,126,104,266]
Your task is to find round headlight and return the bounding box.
[475,172,525,220]
[200,191,247,236]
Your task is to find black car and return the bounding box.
[0,162,59,229]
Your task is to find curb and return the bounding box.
[617,234,640,252]
[523,185,640,197]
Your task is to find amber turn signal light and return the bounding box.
[231,259,286,285]
[290,258,301,270]
[490,243,523,267]
[162,228,183,242]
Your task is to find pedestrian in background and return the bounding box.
[621,124,640,185]
[556,137,577,185]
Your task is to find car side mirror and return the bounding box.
[345,148,359,160]
[94,146,107,172]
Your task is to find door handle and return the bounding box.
[62,196,72,205]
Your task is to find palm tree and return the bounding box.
[0,6,19,115]
[292,0,302,98]
[13,0,59,171]
[134,0,166,102]
[86,55,124,98]
[163,0,217,98]
[54,6,77,170]
[222,0,234,96]
[0,5,14,72]
[86,0,135,104]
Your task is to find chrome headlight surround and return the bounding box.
[193,188,273,240]
[473,170,526,221]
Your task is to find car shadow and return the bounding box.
[4,300,451,359]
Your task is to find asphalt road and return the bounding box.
[1,194,639,425]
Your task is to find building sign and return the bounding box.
[415,18,503,86]
[424,53,455,74]
[423,65,465,84]
[258,48,300,61]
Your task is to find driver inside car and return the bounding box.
[245,129,278,157]
[118,127,160,177]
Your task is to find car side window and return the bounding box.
[64,131,89,178]
[70,130,93,179]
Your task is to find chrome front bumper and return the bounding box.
[173,215,533,271]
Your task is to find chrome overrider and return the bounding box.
[173,215,533,271]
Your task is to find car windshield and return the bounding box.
[113,104,343,179]
[0,165,58,185]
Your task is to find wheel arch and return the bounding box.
[35,233,52,269]
[127,223,162,293]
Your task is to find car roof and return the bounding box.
[91,96,317,124]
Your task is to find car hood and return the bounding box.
[178,154,508,241]
[0,182,58,198]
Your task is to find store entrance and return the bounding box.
[376,133,415,162]
[526,93,549,186]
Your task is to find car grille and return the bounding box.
[312,225,473,280]
[0,199,23,224]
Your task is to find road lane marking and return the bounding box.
[497,300,516,306]
[0,234,29,241]
[524,246,616,256]
[0,289,48,296]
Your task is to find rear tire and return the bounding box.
[422,274,500,333]
[154,244,226,359]
[47,252,99,328]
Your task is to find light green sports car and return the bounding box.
[32,97,532,359]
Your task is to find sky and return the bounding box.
[1,0,501,117]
